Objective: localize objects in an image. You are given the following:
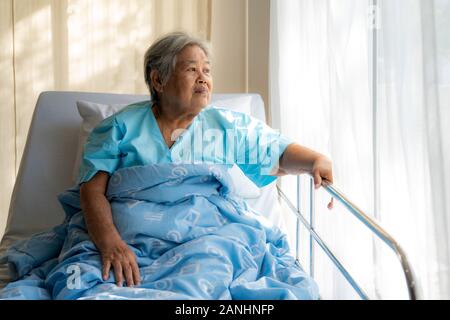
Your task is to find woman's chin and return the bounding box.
[192,95,211,108]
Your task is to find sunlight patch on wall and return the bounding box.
[14,2,54,171]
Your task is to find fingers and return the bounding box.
[123,251,140,287]
[311,157,334,209]
[131,259,141,286]
[102,249,140,287]
[102,259,111,281]
[112,261,123,287]
[108,262,140,287]
[123,263,134,287]
[313,170,322,189]
[312,156,333,187]
[325,169,334,185]
[327,197,334,210]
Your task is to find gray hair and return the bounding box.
[144,31,212,102]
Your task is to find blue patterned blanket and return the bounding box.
[0,164,318,300]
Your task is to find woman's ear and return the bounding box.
[150,69,163,93]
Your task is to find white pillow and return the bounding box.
[72,100,129,182]
[227,164,261,198]
[73,100,261,199]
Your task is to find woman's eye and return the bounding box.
[188,67,196,72]
[204,69,210,74]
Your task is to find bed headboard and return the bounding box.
[0,91,266,249]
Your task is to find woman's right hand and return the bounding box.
[80,171,141,287]
[99,237,141,287]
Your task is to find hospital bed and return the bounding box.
[0,91,417,299]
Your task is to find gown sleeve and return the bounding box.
[77,115,124,185]
[233,112,293,188]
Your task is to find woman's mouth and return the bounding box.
[194,87,208,94]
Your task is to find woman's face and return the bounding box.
[160,45,213,114]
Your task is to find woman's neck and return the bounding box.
[152,102,196,131]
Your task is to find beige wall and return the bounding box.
[0,0,17,242]
[211,0,270,123]
[248,0,270,124]
[210,0,246,93]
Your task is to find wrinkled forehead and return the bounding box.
[179,59,211,67]
[175,45,211,67]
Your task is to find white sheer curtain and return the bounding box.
[270,0,450,299]
[376,0,450,299]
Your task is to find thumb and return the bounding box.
[313,170,322,189]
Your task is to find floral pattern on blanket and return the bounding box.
[0,164,318,300]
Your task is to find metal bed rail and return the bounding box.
[276,175,418,300]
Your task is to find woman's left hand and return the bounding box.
[312,155,334,210]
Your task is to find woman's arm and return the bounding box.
[274,143,334,209]
[80,171,141,287]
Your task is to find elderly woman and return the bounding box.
[78,32,333,290]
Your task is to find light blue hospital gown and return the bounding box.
[78,100,293,187]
